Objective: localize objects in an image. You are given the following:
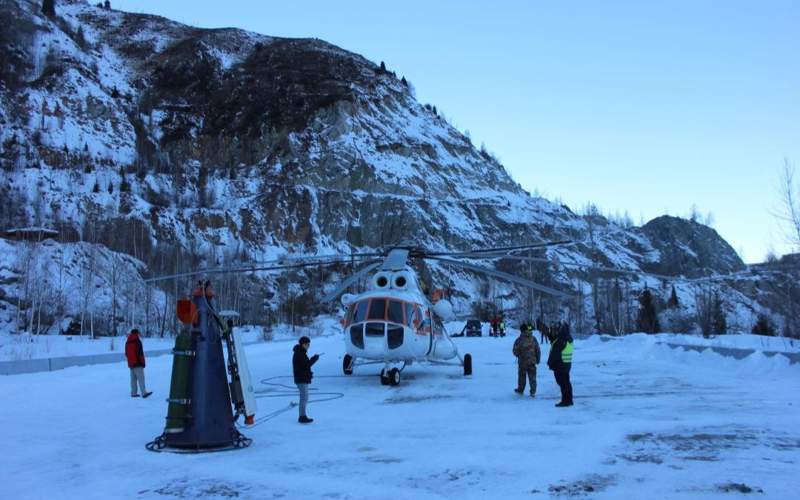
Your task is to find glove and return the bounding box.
[311,354,319,362]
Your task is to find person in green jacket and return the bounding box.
[547,327,573,407]
[513,323,541,397]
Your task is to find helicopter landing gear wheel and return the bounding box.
[380,369,389,385]
[343,354,354,375]
[388,368,401,386]
[463,354,473,376]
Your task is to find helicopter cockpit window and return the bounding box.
[419,318,431,332]
[412,306,422,328]
[353,300,369,323]
[368,299,387,320]
[404,303,415,327]
[387,300,404,325]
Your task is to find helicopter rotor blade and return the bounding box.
[422,239,574,258]
[321,260,383,303]
[143,255,377,284]
[483,254,739,283]
[426,256,572,298]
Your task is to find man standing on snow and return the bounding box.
[536,317,549,344]
[513,323,541,397]
[125,328,152,398]
[293,336,320,424]
[548,325,574,407]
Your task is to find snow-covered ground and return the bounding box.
[1,331,798,499]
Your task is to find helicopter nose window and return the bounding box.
[368,299,387,320]
[365,322,385,337]
[387,325,403,349]
[394,276,407,288]
[388,300,404,324]
[350,325,364,348]
[376,276,389,288]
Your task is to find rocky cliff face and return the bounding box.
[641,216,746,278]
[0,0,796,336]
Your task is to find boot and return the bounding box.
[555,401,570,407]
[142,391,153,399]
[514,388,524,394]
[298,416,314,424]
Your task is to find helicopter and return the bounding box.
[316,242,575,386]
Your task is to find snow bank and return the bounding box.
[0,332,174,362]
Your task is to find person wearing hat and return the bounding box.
[548,323,574,407]
[292,336,320,423]
[125,328,152,398]
[513,323,541,397]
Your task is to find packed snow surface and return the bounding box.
[1,331,798,499]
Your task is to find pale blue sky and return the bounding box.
[115,0,800,262]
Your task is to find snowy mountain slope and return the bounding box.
[0,0,796,335]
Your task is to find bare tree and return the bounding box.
[106,252,122,337]
[778,159,800,250]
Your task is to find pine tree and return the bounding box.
[636,287,660,333]
[107,182,114,194]
[104,0,111,9]
[711,294,727,335]
[752,314,776,336]
[84,163,92,174]
[119,166,130,192]
[667,285,679,309]
[379,61,386,73]
[42,0,55,16]
[401,76,408,87]
[76,25,87,49]
[111,85,119,98]
[92,180,100,193]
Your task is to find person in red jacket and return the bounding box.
[125,329,152,398]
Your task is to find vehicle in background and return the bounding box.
[463,319,483,337]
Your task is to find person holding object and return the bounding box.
[292,336,320,423]
[513,323,541,397]
[125,328,152,398]
[548,325,574,407]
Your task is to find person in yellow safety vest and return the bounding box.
[498,318,506,337]
[547,325,574,407]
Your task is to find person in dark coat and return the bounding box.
[536,317,549,344]
[547,327,574,407]
[292,336,320,423]
[125,329,152,398]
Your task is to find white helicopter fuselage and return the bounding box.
[341,267,458,365]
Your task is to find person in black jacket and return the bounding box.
[547,327,574,407]
[292,336,320,423]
